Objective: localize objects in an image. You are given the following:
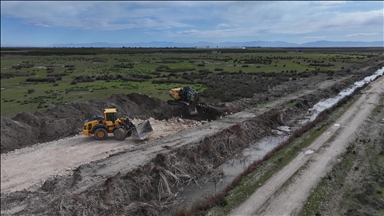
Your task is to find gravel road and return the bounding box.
[1,118,202,194]
[229,75,384,216]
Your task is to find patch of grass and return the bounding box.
[286,100,297,107]
[298,153,356,216]
[372,104,383,116]
[1,48,382,118]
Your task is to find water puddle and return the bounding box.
[277,126,291,133]
[304,67,383,123]
[304,149,315,155]
[169,67,384,212]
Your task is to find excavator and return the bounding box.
[82,107,153,141]
[167,86,199,116]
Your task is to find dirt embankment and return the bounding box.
[0,93,225,154]
[1,57,383,215]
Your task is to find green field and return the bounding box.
[1,47,383,118]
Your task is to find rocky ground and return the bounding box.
[1,57,383,215]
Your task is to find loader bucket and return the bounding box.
[131,120,154,140]
[189,108,198,116]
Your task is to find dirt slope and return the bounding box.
[1,93,224,154]
[229,74,384,216]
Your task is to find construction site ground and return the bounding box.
[1,58,384,215]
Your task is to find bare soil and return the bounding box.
[1,57,384,215]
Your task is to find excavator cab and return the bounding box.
[168,87,199,116]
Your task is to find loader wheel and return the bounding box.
[94,128,108,140]
[114,128,127,141]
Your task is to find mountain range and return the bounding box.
[2,40,383,48]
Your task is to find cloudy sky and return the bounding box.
[1,1,383,47]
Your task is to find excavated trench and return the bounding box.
[1,58,384,215]
[171,66,384,212]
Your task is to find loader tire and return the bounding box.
[114,128,127,141]
[94,128,108,140]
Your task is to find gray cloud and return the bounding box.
[346,33,380,37]
[1,1,382,38]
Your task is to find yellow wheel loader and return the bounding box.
[82,108,153,141]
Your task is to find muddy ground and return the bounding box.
[1,57,384,215]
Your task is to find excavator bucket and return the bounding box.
[131,120,154,140]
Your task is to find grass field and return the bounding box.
[1,47,382,118]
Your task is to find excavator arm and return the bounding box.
[168,86,199,116]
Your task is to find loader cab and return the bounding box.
[103,108,117,120]
[105,112,117,122]
[103,108,118,127]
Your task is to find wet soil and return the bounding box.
[1,57,383,215]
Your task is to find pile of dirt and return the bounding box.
[0,93,227,154]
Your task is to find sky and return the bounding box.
[1,1,383,47]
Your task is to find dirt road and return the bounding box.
[0,118,202,193]
[1,109,257,195]
[229,76,384,215]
